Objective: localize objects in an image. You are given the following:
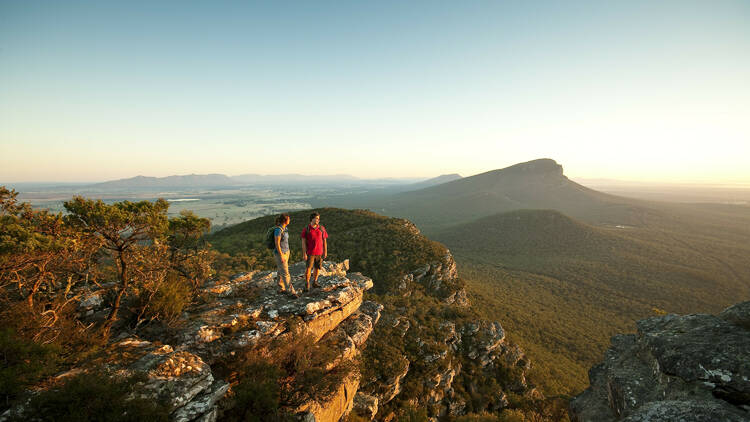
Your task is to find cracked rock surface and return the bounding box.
[570,301,750,422]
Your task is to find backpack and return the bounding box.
[265,226,281,250]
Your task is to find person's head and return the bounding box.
[275,213,290,227]
[309,212,320,226]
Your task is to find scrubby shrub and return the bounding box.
[224,357,292,422]
[397,406,430,422]
[0,299,104,411]
[0,328,59,409]
[219,329,356,420]
[454,413,503,422]
[343,413,371,422]
[498,409,527,422]
[142,272,194,325]
[5,370,171,422]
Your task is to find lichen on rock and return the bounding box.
[570,301,750,422]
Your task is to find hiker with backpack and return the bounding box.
[301,212,328,292]
[267,213,297,296]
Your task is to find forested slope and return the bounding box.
[435,208,750,395]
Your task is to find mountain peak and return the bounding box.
[496,158,563,177]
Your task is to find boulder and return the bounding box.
[570,302,750,421]
[352,393,379,420]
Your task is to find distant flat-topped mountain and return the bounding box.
[91,174,237,189]
[372,158,653,231]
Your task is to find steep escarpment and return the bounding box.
[355,253,535,420]
[570,301,750,421]
[210,208,542,420]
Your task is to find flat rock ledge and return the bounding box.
[184,259,373,362]
[570,301,750,422]
[4,260,376,422]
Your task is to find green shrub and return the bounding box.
[5,370,171,422]
[454,413,503,422]
[226,359,292,422]
[147,273,194,324]
[397,406,430,422]
[0,328,59,410]
[219,329,356,420]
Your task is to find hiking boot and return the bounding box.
[313,281,321,288]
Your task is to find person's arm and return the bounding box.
[323,238,327,259]
[275,229,285,262]
[301,229,307,260]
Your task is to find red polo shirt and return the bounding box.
[301,224,328,255]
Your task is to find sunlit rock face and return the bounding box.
[13,261,376,422]
[570,301,750,422]
[182,259,372,363]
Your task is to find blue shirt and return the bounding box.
[274,226,289,253]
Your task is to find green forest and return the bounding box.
[435,208,750,395]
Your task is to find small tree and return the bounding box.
[1,188,96,338]
[167,210,212,287]
[64,197,169,336]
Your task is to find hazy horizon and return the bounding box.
[5,166,750,189]
[2,1,749,184]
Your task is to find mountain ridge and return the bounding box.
[361,158,657,233]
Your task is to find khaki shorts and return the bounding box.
[306,255,322,270]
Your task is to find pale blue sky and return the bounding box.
[1,1,749,183]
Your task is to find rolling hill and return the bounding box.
[402,173,463,191]
[90,174,237,189]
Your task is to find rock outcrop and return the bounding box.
[7,260,376,422]
[357,252,533,419]
[570,301,750,422]
[181,259,372,364]
[397,253,470,307]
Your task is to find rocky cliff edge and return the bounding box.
[570,301,750,422]
[2,260,377,422]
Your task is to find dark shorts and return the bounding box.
[306,255,322,270]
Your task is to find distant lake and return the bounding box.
[168,198,201,202]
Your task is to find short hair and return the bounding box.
[309,212,320,222]
[275,213,290,225]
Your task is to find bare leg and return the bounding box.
[312,267,320,287]
[305,265,312,291]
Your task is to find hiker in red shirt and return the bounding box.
[301,212,328,292]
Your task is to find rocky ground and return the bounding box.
[570,301,750,422]
[2,260,377,422]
